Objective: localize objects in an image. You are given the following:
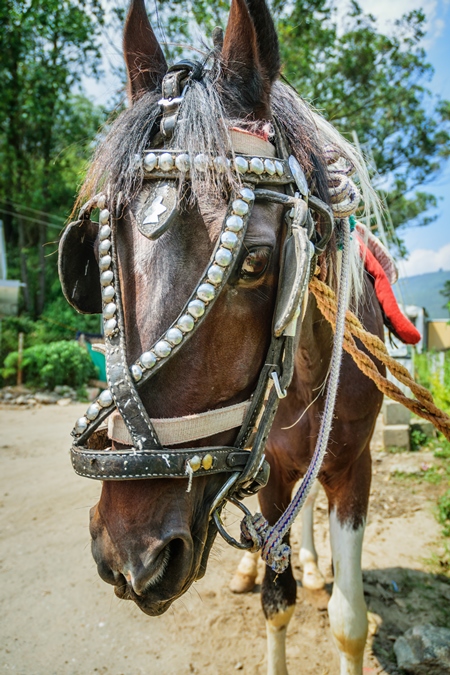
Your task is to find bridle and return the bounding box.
[61,61,336,550]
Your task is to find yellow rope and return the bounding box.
[309,277,450,440]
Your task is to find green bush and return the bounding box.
[2,340,98,390]
[438,490,450,538]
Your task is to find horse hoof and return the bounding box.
[229,572,256,594]
[302,562,325,591]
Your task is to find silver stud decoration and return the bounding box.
[86,403,101,421]
[188,299,206,318]
[99,239,111,255]
[240,188,255,203]
[207,265,224,285]
[275,161,284,177]
[194,154,209,172]
[250,157,264,175]
[102,285,115,302]
[215,247,233,267]
[104,318,117,337]
[234,156,248,174]
[99,225,111,240]
[166,327,183,345]
[140,351,157,369]
[98,389,113,407]
[154,340,172,358]
[175,153,190,172]
[221,231,238,250]
[74,417,88,435]
[178,314,195,333]
[226,215,244,232]
[130,364,143,381]
[231,199,249,216]
[264,159,276,176]
[100,270,113,286]
[158,153,174,171]
[99,209,110,225]
[99,255,111,271]
[144,152,157,172]
[103,302,116,320]
[197,283,215,302]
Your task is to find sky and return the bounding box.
[84,0,450,278]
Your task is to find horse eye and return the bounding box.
[240,247,271,280]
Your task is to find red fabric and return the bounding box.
[361,243,421,345]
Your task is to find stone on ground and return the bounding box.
[394,624,450,674]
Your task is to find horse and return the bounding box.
[59,1,385,672]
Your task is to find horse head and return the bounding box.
[60,0,332,616]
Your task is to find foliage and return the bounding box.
[0,0,107,316]
[438,490,450,538]
[410,426,429,452]
[153,0,449,253]
[414,350,450,416]
[441,281,450,317]
[2,340,97,390]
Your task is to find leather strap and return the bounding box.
[71,444,252,480]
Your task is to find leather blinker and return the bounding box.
[273,222,312,338]
[58,219,102,314]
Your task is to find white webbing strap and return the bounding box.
[108,399,251,447]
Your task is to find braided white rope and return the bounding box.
[241,217,352,573]
[324,145,361,218]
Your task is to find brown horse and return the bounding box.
[60,1,384,673]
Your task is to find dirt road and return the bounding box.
[0,404,447,674]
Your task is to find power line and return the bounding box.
[4,199,64,222]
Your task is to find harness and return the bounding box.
[60,62,352,565]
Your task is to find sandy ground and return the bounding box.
[0,404,448,675]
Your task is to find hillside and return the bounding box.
[394,270,450,319]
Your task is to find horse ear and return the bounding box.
[221,0,280,115]
[123,0,168,102]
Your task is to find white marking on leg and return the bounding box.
[299,481,325,590]
[266,605,294,675]
[229,551,258,593]
[328,509,367,675]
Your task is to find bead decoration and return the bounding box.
[130,364,143,381]
[226,215,244,232]
[104,318,117,336]
[144,152,157,172]
[207,265,224,285]
[215,247,233,267]
[221,231,238,250]
[178,314,195,333]
[141,151,289,181]
[99,209,110,225]
[189,455,202,472]
[202,454,213,470]
[197,283,215,302]
[140,351,157,369]
[103,302,116,320]
[102,285,115,302]
[99,225,111,240]
[154,340,172,358]
[188,299,206,318]
[166,327,183,345]
[100,255,111,271]
[86,403,100,421]
[240,188,255,203]
[75,417,88,435]
[158,153,174,171]
[100,270,113,286]
[99,239,111,255]
[98,389,113,407]
[232,199,248,216]
[250,157,264,174]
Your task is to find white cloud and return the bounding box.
[401,242,450,276]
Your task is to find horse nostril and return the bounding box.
[127,536,190,597]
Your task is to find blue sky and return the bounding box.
[85,0,450,277]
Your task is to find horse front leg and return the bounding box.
[260,477,297,675]
[325,447,371,675]
[229,550,259,593]
[299,479,325,590]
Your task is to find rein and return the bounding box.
[60,61,362,573]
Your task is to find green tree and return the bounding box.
[0,0,106,315]
[441,280,450,317]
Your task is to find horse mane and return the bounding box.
[76,61,376,305]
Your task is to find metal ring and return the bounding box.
[271,371,287,399]
[212,498,254,550]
